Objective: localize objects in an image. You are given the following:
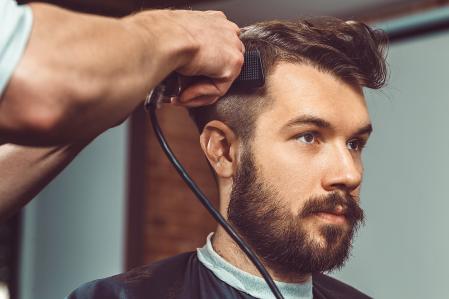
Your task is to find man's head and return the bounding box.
[189,18,387,276]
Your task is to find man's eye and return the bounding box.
[347,139,366,151]
[296,133,316,144]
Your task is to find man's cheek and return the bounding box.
[286,180,323,213]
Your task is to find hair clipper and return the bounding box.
[145,50,264,109]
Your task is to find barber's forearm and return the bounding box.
[0,141,88,221]
[0,4,195,145]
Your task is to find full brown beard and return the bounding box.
[227,147,365,276]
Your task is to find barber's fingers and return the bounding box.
[177,77,222,107]
[225,18,241,36]
[175,95,219,108]
[208,48,244,95]
[177,48,243,106]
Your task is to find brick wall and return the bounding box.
[141,106,219,263]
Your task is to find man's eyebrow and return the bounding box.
[284,115,332,129]
[353,123,373,137]
[283,115,373,136]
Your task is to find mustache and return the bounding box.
[300,192,365,225]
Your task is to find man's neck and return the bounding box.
[212,226,311,284]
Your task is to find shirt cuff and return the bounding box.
[0,4,33,95]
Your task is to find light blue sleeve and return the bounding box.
[0,0,33,95]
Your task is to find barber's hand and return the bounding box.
[126,9,243,107]
[173,11,244,107]
[132,10,243,107]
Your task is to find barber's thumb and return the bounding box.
[177,95,220,107]
[178,79,222,104]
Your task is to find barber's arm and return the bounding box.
[0,141,89,221]
[0,3,244,145]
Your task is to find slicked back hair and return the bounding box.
[189,17,388,142]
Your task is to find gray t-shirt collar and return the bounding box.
[197,233,313,299]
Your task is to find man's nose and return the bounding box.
[321,144,362,193]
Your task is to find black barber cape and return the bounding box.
[68,252,371,299]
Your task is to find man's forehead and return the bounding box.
[256,62,370,132]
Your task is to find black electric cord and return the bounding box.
[146,100,285,299]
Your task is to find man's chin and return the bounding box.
[305,222,353,249]
[304,214,351,234]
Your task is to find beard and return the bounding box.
[227,148,365,276]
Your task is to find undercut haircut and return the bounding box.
[189,17,388,141]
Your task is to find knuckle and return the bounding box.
[230,22,240,33]
[223,21,239,35]
[216,11,227,18]
[237,56,244,68]
[235,39,245,52]
[235,53,244,68]
[222,69,233,81]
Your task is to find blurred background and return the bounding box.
[2,0,449,298]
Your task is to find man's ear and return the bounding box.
[199,120,238,178]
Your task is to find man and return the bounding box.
[68,17,387,299]
[0,1,243,219]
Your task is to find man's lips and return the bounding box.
[300,196,363,225]
[313,211,348,225]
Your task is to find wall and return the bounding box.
[141,106,219,264]
[331,30,449,298]
[19,123,128,299]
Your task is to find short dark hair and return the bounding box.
[189,17,388,140]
